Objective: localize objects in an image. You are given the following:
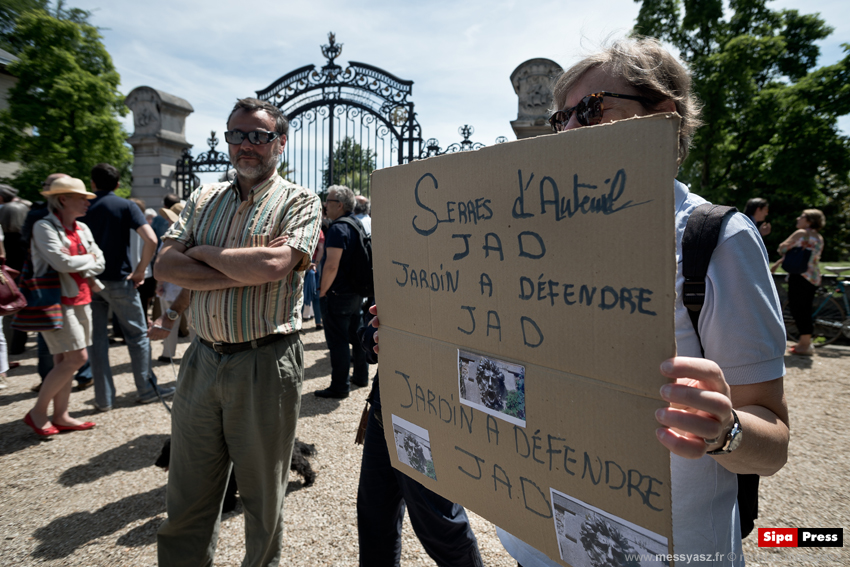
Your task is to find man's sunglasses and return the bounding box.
[224,129,281,145]
[548,92,652,132]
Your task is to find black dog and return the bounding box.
[155,438,317,513]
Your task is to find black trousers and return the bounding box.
[357,377,483,567]
[788,274,817,336]
[321,293,368,393]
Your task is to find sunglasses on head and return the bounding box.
[224,129,281,145]
[548,91,652,132]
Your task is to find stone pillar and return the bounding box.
[125,87,193,205]
[509,59,562,140]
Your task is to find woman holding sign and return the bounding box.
[373,38,789,567]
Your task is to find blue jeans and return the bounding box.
[312,266,323,326]
[90,279,158,407]
[37,333,92,383]
[320,293,367,393]
[357,375,482,567]
[303,269,316,314]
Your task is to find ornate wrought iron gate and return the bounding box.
[176,33,506,199]
[255,33,421,197]
[175,132,230,197]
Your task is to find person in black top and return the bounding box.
[81,163,174,411]
[314,185,369,399]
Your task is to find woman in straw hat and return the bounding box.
[23,177,105,436]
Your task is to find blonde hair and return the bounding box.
[553,37,702,164]
[46,195,65,213]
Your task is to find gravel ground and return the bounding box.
[0,327,847,566]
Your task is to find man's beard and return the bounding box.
[232,148,278,183]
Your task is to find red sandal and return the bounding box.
[54,421,96,432]
[790,345,814,356]
[23,412,59,436]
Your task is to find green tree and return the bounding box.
[0,0,47,52]
[278,158,293,181]
[505,376,525,420]
[0,5,132,201]
[634,0,850,259]
[322,137,375,196]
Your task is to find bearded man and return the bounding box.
[155,97,322,567]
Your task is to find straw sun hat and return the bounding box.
[158,202,185,224]
[41,177,97,199]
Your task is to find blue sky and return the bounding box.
[72,0,849,185]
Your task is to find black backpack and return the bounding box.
[682,203,759,540]
[333,215,374,299]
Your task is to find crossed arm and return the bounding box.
[154,236,306,290]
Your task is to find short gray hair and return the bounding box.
[328,185,355,213]
[46,195,65,213]
[354,196,370,215]
[553,37,702,164]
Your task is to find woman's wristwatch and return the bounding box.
[706,409,743,455]
[165,309,180,322]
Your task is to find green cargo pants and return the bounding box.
[157,333,303,567]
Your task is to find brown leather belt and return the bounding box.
[199,333,290,355]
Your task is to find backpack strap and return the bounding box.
[682,203,737,356]
[683,203,761,539]
[334,215,366,238]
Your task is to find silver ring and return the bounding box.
[704,435,720,445]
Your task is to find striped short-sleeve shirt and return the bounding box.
[163,172,322,343]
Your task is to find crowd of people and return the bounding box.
[0,35,837,567]
[0,166,191,408]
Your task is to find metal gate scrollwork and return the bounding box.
[175,131,233,197]
[421,125,508,158]
[256,32,422,196]
[176,33,508,199]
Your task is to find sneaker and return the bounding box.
[313,387,349,399]
[94,402,112,412]
[0,375,7,389]
[138,386,176,404]
[76,379,94,391]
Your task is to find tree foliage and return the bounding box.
[635,0,850,259]
[0,0,47,52]
[0,5,131,201]
[505,376,525,420]
[322,137,375,196]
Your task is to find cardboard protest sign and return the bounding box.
[371,114,679,566]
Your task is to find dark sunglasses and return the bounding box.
[548,92,652,132]
[224,129,281,145]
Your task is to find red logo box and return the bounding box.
[759,528,798,547]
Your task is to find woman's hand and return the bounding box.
[368,304,379,354]
[655,357,735,459]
